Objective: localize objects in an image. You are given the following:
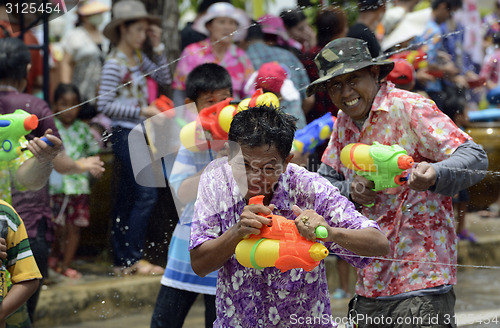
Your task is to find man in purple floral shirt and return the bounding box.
[189,106,389,327]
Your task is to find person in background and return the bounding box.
[309,37,487,326]
[301,5,348,123]
[382,0,421,36]
[98,0,171,276]
[173,2,253,104]
[480,32,500,90]
[386,59,417,91]
[60,0,110,112]
[241,21,310,129]
[347,0,387,59]
[280,7,316,53]
[482,0,500,56]
[412,0,463,111]
[49,83,103,279]
[0,201,42,328]
[0,36,103,324]
[180,0,230,51]
[0,0,43,95]
[151,63,233,328]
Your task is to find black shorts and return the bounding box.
[348,288,456,328]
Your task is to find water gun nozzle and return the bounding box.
[398,155,414,170]
[24,115,39,131]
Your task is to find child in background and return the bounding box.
[0,201,41,328]
[49,83,103,279]
[151,63,233,328]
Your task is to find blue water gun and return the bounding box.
[292,112,336,154]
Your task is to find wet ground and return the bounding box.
[44,213,500,328]
[47,267,500,328]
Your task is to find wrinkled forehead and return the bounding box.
[229,144,282,163]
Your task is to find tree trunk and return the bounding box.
[162,0,180,76]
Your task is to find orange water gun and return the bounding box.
[179,89,280,152]
[235,195,329,272]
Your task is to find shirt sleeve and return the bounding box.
[407,97,471,162]
[140,52,172,87]
[430,140,488,196]
[189,161,226,250]
[97,58,141,120]
[1,203,42,284]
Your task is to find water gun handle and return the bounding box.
[40,136,54,147]
[250,195,328,238]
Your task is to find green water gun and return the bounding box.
[340,142,415,192]
[0,109,54,162]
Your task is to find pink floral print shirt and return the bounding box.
[172,39,255,99]
[322,82,471,297]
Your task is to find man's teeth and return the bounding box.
[345,98,359,106]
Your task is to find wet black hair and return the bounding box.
[228,105,297,160]
[53,83,82,104]
[280,8,307,29]
[185,63,233,102]
[0,37,31,82]
[245,21,264,42]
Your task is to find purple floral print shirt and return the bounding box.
[190,159,380,327]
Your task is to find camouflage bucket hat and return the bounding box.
[306,37,394,97]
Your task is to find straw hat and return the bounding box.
[77,0,110,16]
[103,0,161,45]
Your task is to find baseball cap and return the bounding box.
[387,59,415,85]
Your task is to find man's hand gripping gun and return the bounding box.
[235,195,329,273]
[0,109,54,162]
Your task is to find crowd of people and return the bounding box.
[0,0,499,326]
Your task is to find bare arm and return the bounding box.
[0,279,39,326]
[190,204,273,277]
[292,206,389,257]
[53,152,105,177]
[177,173,202,204]
[60,51,74,84]
[15,131,62,190]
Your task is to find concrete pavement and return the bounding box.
[36,212,500,328]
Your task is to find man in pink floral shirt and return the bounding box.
[307,38,488,327]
